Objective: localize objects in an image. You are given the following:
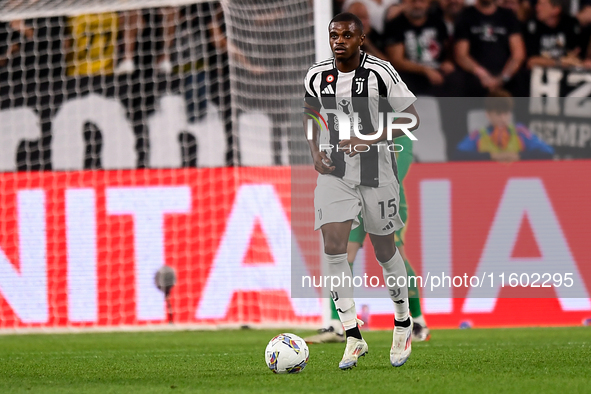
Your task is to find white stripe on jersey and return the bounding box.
[334,70,359,185]
[303,53,416,187]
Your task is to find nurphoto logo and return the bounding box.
[303,106,417,153]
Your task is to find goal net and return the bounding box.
[0,0,321,331]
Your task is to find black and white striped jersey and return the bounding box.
[304,52,416,187]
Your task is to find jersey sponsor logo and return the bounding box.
[321,85,335,95]
[382,221,394,231]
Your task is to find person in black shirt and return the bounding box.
[584,26,591,67]
[454,0,525,96]
[523,0,583,69]
[439,0,466,36]
[347,1,388,59]
[385,0,455,95]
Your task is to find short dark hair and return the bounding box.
[330,12,364,34]
[484,89,514,113]
[548,0,564,8]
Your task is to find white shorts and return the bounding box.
[314,174,404,236]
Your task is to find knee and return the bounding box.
[374,245,396,264]
[324,236,348,256]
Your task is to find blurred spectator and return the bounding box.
[1,16,64,170]
[343,0,401,33]
[385,0,455,95]
[523,0,583,69]
[584,25,591,67]
[439,0,466,35]
[174,5,207,123]
[498,0,531,21]
[454,0,525,96]
[455,90,554,161]
[577,1,591,27]
[115,10,142,75]
[347,1,388,58]
[115,8,176,75]
[65,13,118,76]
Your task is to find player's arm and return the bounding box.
[303,100,335,174]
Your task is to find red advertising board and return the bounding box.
[0,161,590,330]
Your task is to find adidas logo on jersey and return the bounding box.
[382,221,394,231]
[321,85,335,95]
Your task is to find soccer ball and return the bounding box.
[264,333,309,374]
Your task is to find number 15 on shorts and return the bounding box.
[378,198,397,219]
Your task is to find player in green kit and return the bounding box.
[305,136,430,344]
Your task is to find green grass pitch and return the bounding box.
[0,327,589,393]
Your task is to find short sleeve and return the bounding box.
[453,10,471,41]
[506,10,521,35]
[303,69,321,110]
[385,64,416,112]
[383,18,405,47]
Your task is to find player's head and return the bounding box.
[328,13,365,61]
[484,89,514,128]
[403,0,430,20]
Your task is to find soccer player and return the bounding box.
[346,136,430,341]
[303,12,420,369]
[304,135,430,344]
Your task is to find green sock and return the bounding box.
[330,298,339,320]
[405,259,422,318]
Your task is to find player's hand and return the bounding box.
[424,67,444,85]
[313,151,335,174]
[338,136,366,157]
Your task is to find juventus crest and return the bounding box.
[355,77,365,94]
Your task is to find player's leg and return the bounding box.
[368,232,412,366]
[313,175,367,369]
[321,221,368,369]
[347,215,365,265]
[361,183,412,367]
[304,216,365,344]
[395,223,430,341]
[397,243,430,341]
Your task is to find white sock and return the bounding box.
[325,252,357,330]
[379,249,409,322]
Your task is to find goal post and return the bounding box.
[0,0,322,331]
